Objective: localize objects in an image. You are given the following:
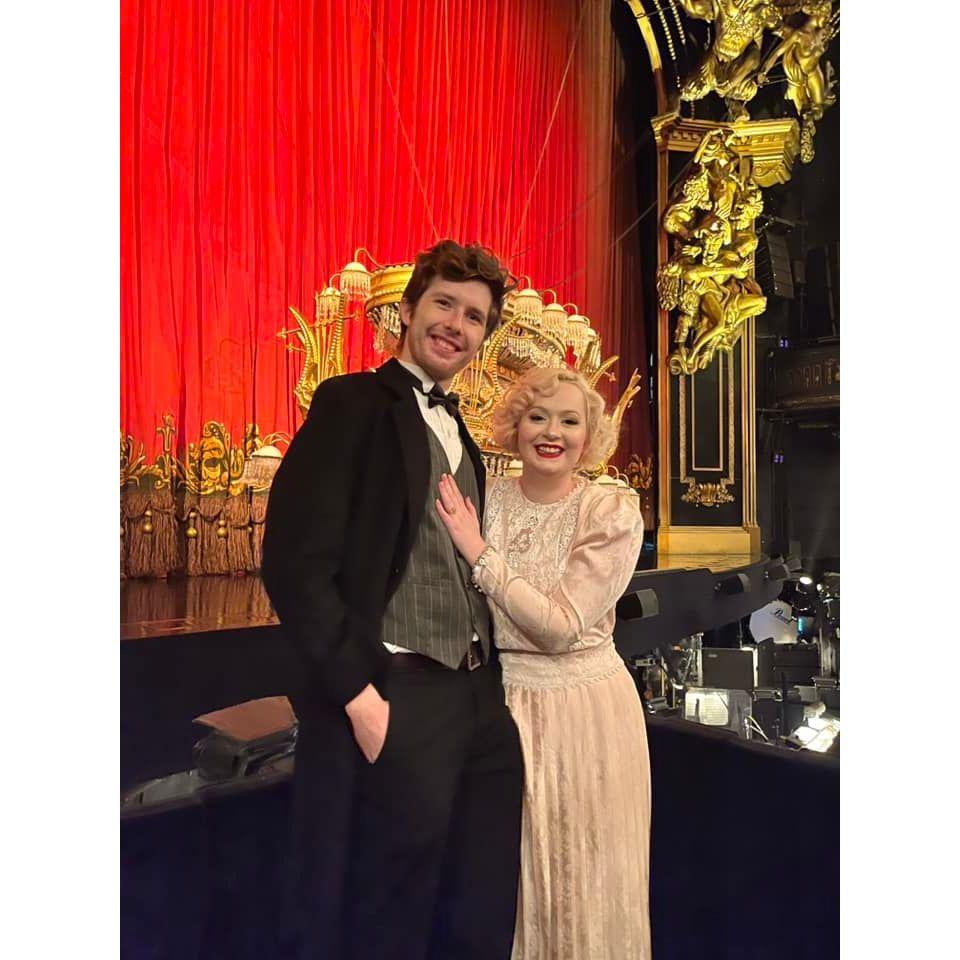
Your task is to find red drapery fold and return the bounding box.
[121,0,651,479]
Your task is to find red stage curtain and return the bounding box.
[121,0,652,482]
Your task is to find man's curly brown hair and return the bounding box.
[400,240,515,344]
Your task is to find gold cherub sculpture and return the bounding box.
[757,1,839,162]
[658,129,767,375]
[678,0,786,120]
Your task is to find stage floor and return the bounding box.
[120,575,278,640]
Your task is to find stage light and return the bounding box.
[792,725,817,745]
[799,575,813,586]
[817,583,824,592]
[617,588,660,620]
[788,712,839,753]
[806,728,839,753]
[715,572,751,596]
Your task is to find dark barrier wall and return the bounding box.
[646,716,839,959]
[122,717,838,959]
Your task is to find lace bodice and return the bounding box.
[477,477,644,657]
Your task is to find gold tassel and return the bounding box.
[120,522,127,579]
[223,492,254,573]
[250,492,269,572]
[119,486,180,578]
[197,495,230,575]
[183,493,203,577]
[149,485,179,577]
[124,489,155,578]
[196,494,227,574]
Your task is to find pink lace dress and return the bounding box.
[475,477,652,959]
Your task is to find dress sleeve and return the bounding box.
[475,487,644,653]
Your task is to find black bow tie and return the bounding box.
[425,383,461,417]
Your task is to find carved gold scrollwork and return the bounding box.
[681,479,735,507]
[183,422,248,497]
[624,454,655,492]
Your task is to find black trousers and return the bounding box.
[343,659,524,960]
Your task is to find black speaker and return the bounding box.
[756,230,794,300]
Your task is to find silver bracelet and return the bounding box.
[471,547,493,592]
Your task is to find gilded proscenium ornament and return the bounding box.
[658,128,767,375]
[756,1,839,162]
[674,1,838,160]
[652,114,799,187]
[681,479,735,507]
[677,0,786,120]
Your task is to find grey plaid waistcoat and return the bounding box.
[380,428,491,667]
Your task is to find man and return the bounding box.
[262,240,524,960]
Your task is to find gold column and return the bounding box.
[653,114,798,557]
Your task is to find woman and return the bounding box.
[436,367,652,959]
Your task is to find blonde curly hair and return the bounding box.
[491,367,616,472]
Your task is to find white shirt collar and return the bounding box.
[397,360,435,392]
